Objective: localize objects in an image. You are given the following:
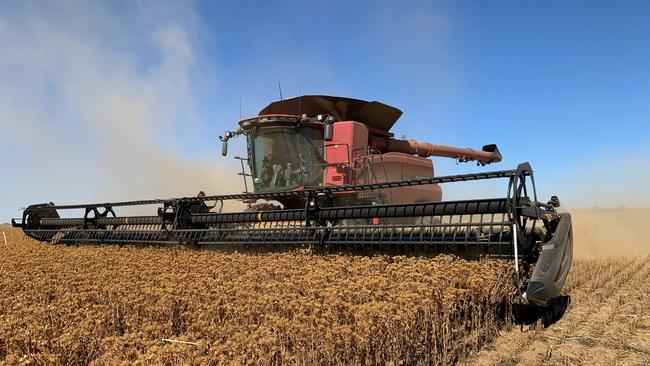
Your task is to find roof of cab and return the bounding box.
[259,95,402,132]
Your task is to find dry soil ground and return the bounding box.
[464,209,650,366]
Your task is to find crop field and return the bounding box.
[0,227,515,365]
[465,256,650,365]
[1,209,648,365]
[466,209,650,366]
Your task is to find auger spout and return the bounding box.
[373,138,502,165]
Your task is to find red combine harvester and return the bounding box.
[13,95,572,307]
[225,96,501,208]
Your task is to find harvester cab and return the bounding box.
[13,95,572,308]
[220,96,502,208]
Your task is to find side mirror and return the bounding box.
[219,131,234,156]
[323,116,335,141]
[221,139,228,156]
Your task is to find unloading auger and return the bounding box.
[12,95,572,306]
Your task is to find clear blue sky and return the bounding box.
[1,0,649,221]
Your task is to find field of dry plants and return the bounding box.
[0,226,515,365]
[1,209,648,365]
[466,256,650,365]
[466,209,650,366]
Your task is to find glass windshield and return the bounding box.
[248,126,324,191]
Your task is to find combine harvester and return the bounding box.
[13,95,572,307]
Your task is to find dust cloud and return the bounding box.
[0,1,243,217]
[570,208,650,259]
[558,148,650,258]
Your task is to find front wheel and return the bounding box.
[244,203,283,213]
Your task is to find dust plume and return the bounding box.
[0,1,241,219]
[570,208,650,259]
[557,147,650,258]
[561,145,650,209]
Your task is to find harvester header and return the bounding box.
[12,95,572,307]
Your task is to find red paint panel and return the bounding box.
[325,122,369,186]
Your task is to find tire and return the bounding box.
[244,203,283,212]
[414,216,441,226]
[334,218,372,226]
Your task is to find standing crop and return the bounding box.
[0,228,515,365]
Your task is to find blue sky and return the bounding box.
[1,0,649,221]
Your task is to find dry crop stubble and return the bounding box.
[0,227,517,365]
[464,208,650,366]
[465,256,650,366]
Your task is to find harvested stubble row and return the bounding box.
[0,228,514,365]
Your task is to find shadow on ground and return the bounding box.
[513,295,571,328]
